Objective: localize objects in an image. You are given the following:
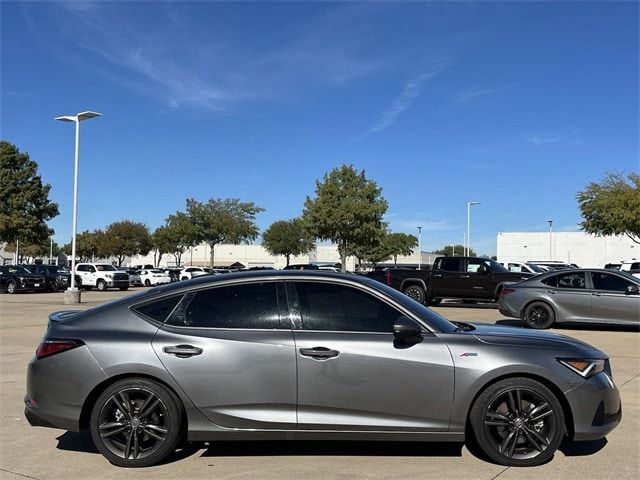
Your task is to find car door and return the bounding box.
[288,280,454,431]
[464,258,494,298]
[588,271,640,323]
[547,271,592,321]
[151,281,298,429]
[431,257,465,297]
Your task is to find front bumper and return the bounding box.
[106,280,130,288]
[565,372,622,441]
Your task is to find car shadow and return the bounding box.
[438,301,498,310]
[560,438,608,456]
[494,319,640,332]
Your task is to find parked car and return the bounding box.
[283,263,320,270]
[25,271,621,468]
[527,261,575,271]
[118,268,143,287]
[138,269,172,287]
[367,257,533,305]
[0,265,47,294]
[74,263,129,291]
[499,268,640,328]
[23,264,71,292]
[177,266,209,280]
[132,264,155,270]
[619,261,640,279]
[498,261,545,275]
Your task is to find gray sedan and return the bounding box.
[26,271,620,468]
[499,269,640,328]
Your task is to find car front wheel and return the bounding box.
[97,280,107,292]
[469,377,565,467]
[90,378,183,468]
[6,280,17,294]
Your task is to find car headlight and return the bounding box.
[558,358,606,378]
[105,273,113,278]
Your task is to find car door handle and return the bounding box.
[433,274,443,278]
[299,347,340,360]
[163,345,203,358]
[461,275,470,278]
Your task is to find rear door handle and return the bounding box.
[163,345,203,358]
[299,347,340,360]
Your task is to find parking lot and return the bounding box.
[1,290,638,480]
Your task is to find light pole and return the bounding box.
[55,111,101,303]
[547,219,553,260]
[466,202,481,256]
[417,226,422,269]
[451,244,455,257]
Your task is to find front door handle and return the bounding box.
[299,347,340,360]
[433,274,443,278]
[163,344,203,358]
[461,275,470,278]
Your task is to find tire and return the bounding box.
[97,279,107,292]
[89,378,183,468]
[522,302,555,329]
[403,284,425,304]
[6,280,17,294]
[427,298,442,306]
[75,276,83,288]
[181,276,188,281]
[144,279,151,287]
[119,286,129,291]
[469,377,565,467]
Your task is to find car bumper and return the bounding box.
[565,372,622,441]
[498,300,520,318]
[106,280,129,288]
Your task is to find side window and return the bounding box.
[76,265,86,272]
[466,258,483,273]
[541,275,557,287]
[133,295,183,323]
[438,258,463,272]
[295,282,404,333]
[556,272,585,289]
[508,263,522,272]
[591,272,631,292]
[631,263,640,270]
[166,282,282,329]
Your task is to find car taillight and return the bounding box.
[36,339,84,359]
[385,271,392,285]
[501,288,516,295]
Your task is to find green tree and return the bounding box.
[164,212,199,266]
[384,233,418,266]
[0,141,59,246]
[303,165,388,272]
[151,226,173,267]
[262,218,315,266]
[432,244,476,257]
[186,198,264,267]
[102,221,152,266]
[63,230,108,262]
[577,172,640,244]
[4,236,59,263]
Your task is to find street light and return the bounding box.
[55,111,102,303]
[547,219,554,261]
[466,202,481,256]
[417,226,422,269]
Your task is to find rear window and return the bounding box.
[438,258,463,272]
[133,295,183,323]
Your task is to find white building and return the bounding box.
[497,232,639,268]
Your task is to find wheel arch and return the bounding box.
[400,278,427,291]
[464,372,574,439]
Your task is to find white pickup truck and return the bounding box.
[620,261,640,279]
[74,263,130,291]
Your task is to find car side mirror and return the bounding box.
[393,316,422,341]
[626,285,640,295]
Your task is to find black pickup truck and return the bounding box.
[367,256,533,305]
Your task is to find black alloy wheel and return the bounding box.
[470,377,564,466]
[403,285,425,304]
[90,379,182,467]
[523,302,555,329]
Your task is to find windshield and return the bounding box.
[618,271,640,284]
[4,265,32,275]
[527,263,545,273]
[150,269,164,273]
[95,264,118,271]
[483,259,508,272]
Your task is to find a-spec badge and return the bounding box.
[460,352,478,357]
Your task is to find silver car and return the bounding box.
[499,268,640,328]
[26,271,620,468]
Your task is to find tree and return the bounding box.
[186,198,264,267]
[151,226,172,267]
[102,221,152,266]
[577,172,640,244]
[0,141,59,246]
[4,236,59,263]
[384,233,418,266]
[164,212,199,266]
[262,218,315,266]
[433,244,476,257]
[62,230,108,262]
[303,165,388,272]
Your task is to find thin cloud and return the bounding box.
[455,83,516,102]
[360,62,449,137]
[525,130,578,146]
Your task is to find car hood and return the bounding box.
[467,322,602,354]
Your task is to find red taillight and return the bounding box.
[501,288,516,295]
[36,339,83,359]
[385,270,392,285]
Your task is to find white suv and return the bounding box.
[75,263,130,291]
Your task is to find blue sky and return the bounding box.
[2,1,638,255]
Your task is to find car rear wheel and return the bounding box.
[90,378,183,468]
[403,285,425,304]
[144,279,151,287]
[469,377,565,467]
[522,302,555,329]
[181,276,188,281]
[97,279,107,292]
[6,280,17,294]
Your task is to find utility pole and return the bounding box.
[547,220,554,260]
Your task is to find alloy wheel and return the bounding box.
[527,306,551,328]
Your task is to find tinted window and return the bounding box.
[295,282,403,333]
[541,275,557,287]
[556,272,585,289]
[438,258,463,272]
[166,282,282,329]
[591,272,631,292]
[76,265,87,272]
[631,263,640,270]
[134,295,183,322]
